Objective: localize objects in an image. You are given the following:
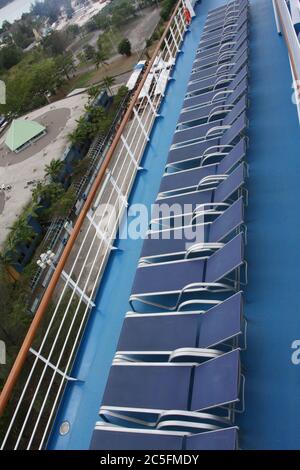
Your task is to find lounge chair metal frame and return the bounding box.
[120,296,247,352]
[100,349,245,426]
[129,256,248,312]
[90,422,239,450]
[166,114,248,171]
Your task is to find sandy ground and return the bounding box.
[0,93,89,248]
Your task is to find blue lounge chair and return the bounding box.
[189,44,247,89]
[150,169,248,239]
[171,95,246,148]
[202,8,248,41]
[189,43,247,98]
[208,0,248,15]
[140,198,244,263]
[204,13,246,35]
[193,41,247,74]
[192,49,245,97]
[190,45,248,83]
[152,163,246,234]
[100,349,242,425]
[198,28,248,59]
[205,0,248,24]
[184,65,247,111]
[196,21,248,61]
[193,39,248,75]
[202,7,248,44]
[207,0,243,15]
[160,139,246,194]
[196,25,248,63]
[193,31,248,71]
[166,113,246,170]
[179,75,247,128]
[155,160,245,208]
[206,0,248,20]
[90,424,239,450]
[117,292,244,355]
[186,68,244,102]
[130,233,245,311]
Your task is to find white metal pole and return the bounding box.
[174,15,184,41]
[61,270,96,308]
[108,171,128,207]
[121,134,143,170]
[92,170,111,210]
[169,25,180,53]
[133,107,150,141]
[178,7,187,32]
[145,90,159,117]
[86,211,117,250]
[164,33,173,62]
[29,348,78,381]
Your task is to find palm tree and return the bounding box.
[45,159,64,181]
[118,38,132,57]
[69,120,95,145]
[32,181,64,205]
[31,181,46,204]
[49,186,76,218]
[86,105,106,123]
[72,158,90,180]
[101,75,116,95]
[87,84,102,101]
[7,217,35,251]
[94,50,108,70]
[56,54,77,80]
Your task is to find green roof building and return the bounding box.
[5,119,46,153]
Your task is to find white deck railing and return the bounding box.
[0,0,192,450]
[274,0,300,122]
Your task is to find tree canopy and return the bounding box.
[118,38,132,57]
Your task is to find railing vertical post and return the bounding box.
[164,34,173,62]
[92,170,111,210]
[86,211,117,250]
[174,15,184,42]
[61,270,96,308]
[178,7,187,32]
[133,108,150,141]
[121,134,143,170]
[145,91,159,117]
[29,349,78,382]
[169,25,180,53]
[107,170,128,207]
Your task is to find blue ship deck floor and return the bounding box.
[237,0,300,450]
[47,0,225,450]
[48,0,300,450]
